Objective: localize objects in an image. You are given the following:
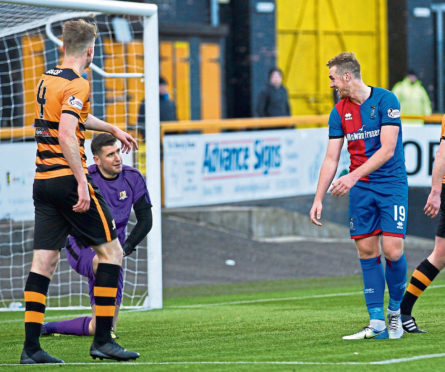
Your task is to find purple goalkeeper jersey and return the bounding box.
[87,164,151,244]
[66,164,151,306]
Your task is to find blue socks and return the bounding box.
[385,253,407,311]
[360,256,385,322]
[360,254,407,326]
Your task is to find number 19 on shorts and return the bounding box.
[394,205,406,222]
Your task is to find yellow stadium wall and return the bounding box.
[276,0,388,115]
[160,41,192,121]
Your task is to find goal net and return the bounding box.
[0,0,162,310]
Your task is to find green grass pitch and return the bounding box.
[1,274,445,371]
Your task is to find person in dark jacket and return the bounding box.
[138,77,177,136]
[256,68,291,117]
[158,77,177,121]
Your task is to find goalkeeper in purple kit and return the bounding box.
[42,133,152,338]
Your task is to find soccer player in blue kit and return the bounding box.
[42,133,152,338]
[310,52,408,339]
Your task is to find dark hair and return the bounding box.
[407,69,417,76]
[91,133,117,155]
[268,68,282,79]
[159,77,167,85]
[326,52,361,79]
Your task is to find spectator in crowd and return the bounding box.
[256,68,291,117]
[392,70,432,125]
[158,77,177,122]
[138,77,177,136]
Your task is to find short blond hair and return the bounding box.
[327,52,361,79]
[62,19,97,56]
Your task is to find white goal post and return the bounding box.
[0,0,162,309]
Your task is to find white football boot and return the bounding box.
[342,326,388,340]
[387,309,404,339]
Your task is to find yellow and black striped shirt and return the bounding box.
[442,115,445,184]
[34,66,90,179]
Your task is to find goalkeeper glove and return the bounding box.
[122,241,136,257]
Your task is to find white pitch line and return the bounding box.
[2,353,445,366]
[168,291,362,308]
[371,353,445,365]
[3,284,445,322]
[168,284,445,309]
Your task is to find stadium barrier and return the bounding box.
[160,114,443,135]
[1,113,442,141]
[0,114,329,140]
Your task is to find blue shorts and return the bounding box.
[348,180,408,239]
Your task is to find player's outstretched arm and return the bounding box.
[85,114,138,153]
[59,113,90,213]
[331,125,398,196]
[123,196,153,257]
[310,138,343,226]
[425,139,445,218]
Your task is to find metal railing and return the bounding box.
[2,114,441,141]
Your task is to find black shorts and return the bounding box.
[33,175,117,250]
[436,184,445,238]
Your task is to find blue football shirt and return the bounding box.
[328,86,407,183]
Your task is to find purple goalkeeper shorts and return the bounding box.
[66,236,123,306]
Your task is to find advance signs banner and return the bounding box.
[0,126,441,218]
[163,126,441,208]
[163,129,349,208]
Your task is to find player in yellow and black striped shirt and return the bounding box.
[34,66,91,179]
[400,115,445,333]
[21,19,140,364]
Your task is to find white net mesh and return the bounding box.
[0,2,150,310]
[0,3,94,38]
